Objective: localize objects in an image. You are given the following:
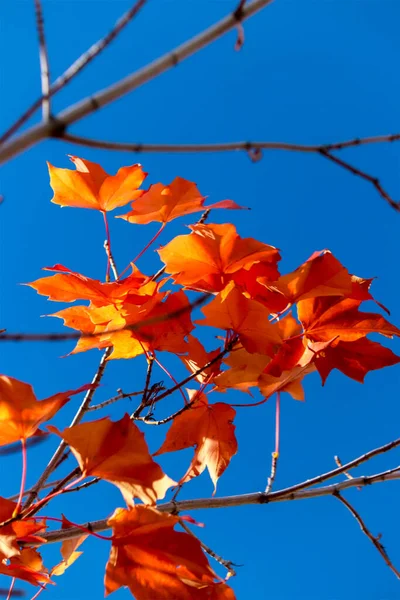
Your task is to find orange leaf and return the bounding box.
[275,250,353,305]
[28,264,158,306]
[298,296,400,343]
[0,376,92,446]
[48,415,175,506]
[48,156,146,211]
[154,391,237,492]
[51,516,88,576]
[313,338,400,384]
[105,505,235,600]
[198,283,282,355]
[52,290,193,360]
[119,177,246,225]
[0,548,52,587]
[158,223,280,293]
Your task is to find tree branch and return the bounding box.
[0,0,275,164]
[334,491,400,579]
[0,0,149,144]
[23,347,112,508]
[33,0,51,121]
[33,466,400,546]
[59,133,400,155]
[58,134,400,211]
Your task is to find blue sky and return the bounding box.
[1,1,400,599]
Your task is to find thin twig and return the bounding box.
[23,348,112,508]
[103,239,118,281]
[59,134,400,155]
[0,0,275,163]
[334,491,400,580]
[87,388,144,412]
[133,395,197,425]
[142,354,154,404]
[265,392,280,493]
[59,135,400,211]
[33,0,51,120]
[179,519,237,579]
[150,336,238,405]
[61,477,100,495]
[0,0,148,144]
[29,466,400,545]
[319,149,399,212]
[334,455,358,484]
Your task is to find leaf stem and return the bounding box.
[13,438,27,516]
[102,211,112,282]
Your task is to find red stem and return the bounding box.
[28,474,86,514]
[230,397,269,408]
[133,223,165,263]
[29,586,46,600]
[6,578,15,600]
[102,211,112,282]
[14,439,27,516]
[30,515,112,540]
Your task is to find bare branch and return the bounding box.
[0,0,148,144]
[319,149,399,212]
[87,388,144,412]
[32,466,400,546]
[335,491,400,580]
[33,0,51,120]
[59,134,400,211]
[59,133,400,154]
[179,519,237,578]
[23,347,112,508]
[0,0,275,164]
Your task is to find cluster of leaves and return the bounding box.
[1,156,400,599]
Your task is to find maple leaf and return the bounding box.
[154,391,237,492]
[51,516,88,577]
[274,250,353,305]
[198,283,282,355]
[52,290,194,360]
[48,414,175,506]
[105,505,236,600]
[158,223,280,293]
[0,548,52,587]
[0,376,92,446]
[312,338,400,384]
[297,295,400,343]
[28,264,158,306]
[48,156,146,211]
[118,176,246,225]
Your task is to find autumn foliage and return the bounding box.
[1,156,400,599]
